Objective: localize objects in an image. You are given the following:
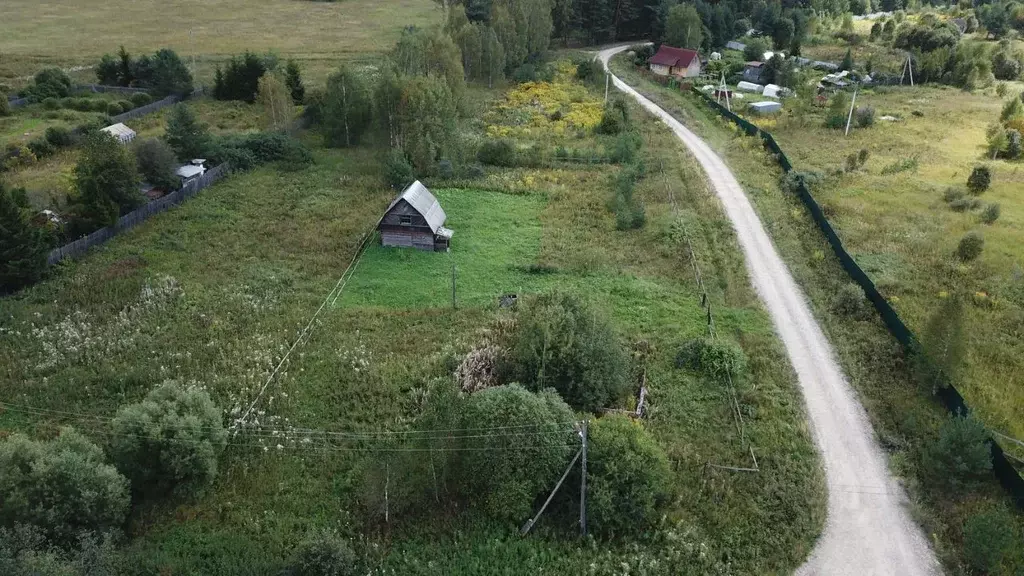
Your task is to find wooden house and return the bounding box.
[379,181,453,252]
[649,46,701,78]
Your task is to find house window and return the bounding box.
[400,215,413,225]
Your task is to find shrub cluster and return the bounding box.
[477,138,518,167]
[956,231,984,262]
[831,282,868,318]
[921,414,992,493]
[508,292,630,413]
[675,337,748,382]
[20,68,72,103]
[109,382,228,498]
[966,165,991,195]
[611,161,646,230]
[0,428,130,546]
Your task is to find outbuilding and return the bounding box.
[175,159,206,185]
[736,81,764,93]
[750,101,782,114]
[742,62,765,83]
[649,45,701,78]
[100,123,136,145]
[379,181,452,252]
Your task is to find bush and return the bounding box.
[512,63,537,83]
[25,68,72,102]
[116,99,134,113]
[855,106,874,127]
[89,99,109,113]
[596,108,624,135]
[133,138,180,191]
[27,137,55,159]
[42,97,60,110]
[607,131,641,164]
[1006,129,1022,159]
[0,94,9,117]
[458,384,576,522]
[956,231,984,261]
[383,147,415,190]
[575,58,604,85]
[948,197,978,212]
[44,126,73,148]
[0,428,129,545]
[109,381,227,498]
[963,508,1014,573]
[509,292,629,412]
[675,337,747,382]
[942,186,965,203]
[831,282,868,318]
[586,415,672,538]
[966,165,991,195]
[105,102,123,116]
[921,414,991,493]
[130,92,152,106]
[438,159,454,179]
[980,203,1000,224]
[477,139,518,167]
[284,530,360,576]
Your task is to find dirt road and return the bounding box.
[598,46,939,576]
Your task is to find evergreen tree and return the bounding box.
[164,103,211,161]
[285,59,305,104]
[917,295,966,391]
[117,45,134,86]
[0,181,48,293]
[323,65,372,148]
[840,48,854,71]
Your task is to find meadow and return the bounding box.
[610,53,1024,574]
[0,0,439,88]
[0,67,825,574]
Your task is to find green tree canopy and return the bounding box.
[0,182,48,293]
[164,103,211,161]
[322,65,373,148]
[285,59,306,104]
[665,4,704,50]
[133,138,179,191]
[73,132,141,230]
[0,428,129,546]
[109,381,228,498]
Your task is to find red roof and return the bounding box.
[650,46,699,68]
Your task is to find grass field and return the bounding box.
[610,54,1024,574]
[0,0,439,87]
[0,69,825,574]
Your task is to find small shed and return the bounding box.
[649,46,701,78]
[379,181,452,252]
[742,62,765,83]
[100,123,136,145]
[175,159,206,185]
[736,81,764,93]
[750,101,782,114]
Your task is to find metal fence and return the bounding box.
[689,86,1024,509]
[73,84,150,95]
[47,163,231,265]
[109,94,180,123]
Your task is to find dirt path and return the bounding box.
[598,46,939,576]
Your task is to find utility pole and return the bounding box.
[189,29,196,80]
[580,419,588,537]
[521,448,582,535]
[451,263,457,310]
[844,88,858,136]
[604,72,610,104]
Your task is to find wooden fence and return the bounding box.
[73,84,150,95]
[108,94,180,123]
[46,163,231,265]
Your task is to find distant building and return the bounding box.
[743,62,765,83]
[749,101,782,114]
[100,123,136,145]
[649,46,701,78]
[379,181,452,252]
[175,159,206,185]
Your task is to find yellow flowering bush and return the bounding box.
[484,60,603,142]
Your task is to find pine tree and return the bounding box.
[0,182,48,293]
[164,103,211,161]
[284,60,305,104]
[840,48,854,72]
[916,295,966,391]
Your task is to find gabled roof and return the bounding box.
[386,181,447,234]
[650,46,699,68]
[101,123,135,138]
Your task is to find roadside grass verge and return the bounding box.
[610,52,1024,574]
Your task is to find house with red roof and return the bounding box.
[649,45,701,79]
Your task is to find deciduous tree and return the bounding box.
[323,65,372,147]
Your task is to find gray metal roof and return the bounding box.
[388,181,447,234]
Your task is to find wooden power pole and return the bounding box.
[580,419,588,537]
